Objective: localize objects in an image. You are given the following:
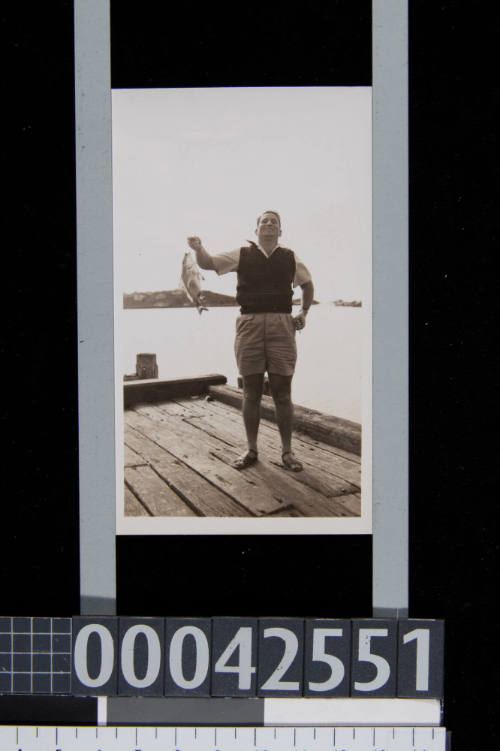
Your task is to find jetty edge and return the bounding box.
[124,374,361,456]
[124,374,227,409]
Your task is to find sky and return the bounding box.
[112,87,371,302]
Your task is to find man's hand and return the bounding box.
[293,310,308,331]
[186,236,215,271]
[187,236,202,251]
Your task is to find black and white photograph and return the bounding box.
[3,2,499,746]
[113,87,371,534]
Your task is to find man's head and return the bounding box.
[255,210,282,245]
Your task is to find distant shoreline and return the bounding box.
[123,289,237,309]
[333,299,362,307]
[123,289,354,310]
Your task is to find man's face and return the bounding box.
[256,212,282,244]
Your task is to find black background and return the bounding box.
[2,2,498,749]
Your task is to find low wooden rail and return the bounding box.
[124,374,227,409]
[209,384,361,455]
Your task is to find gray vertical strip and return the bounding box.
[107,698,265,726]
[372,0,409,616]
[74,0,116,614]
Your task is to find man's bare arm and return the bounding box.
[300,281,314,312]
[293,280,314,330]
[187,236,215,270]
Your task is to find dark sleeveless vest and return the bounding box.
[236,244,296,314]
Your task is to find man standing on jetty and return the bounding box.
[187,210,314,472]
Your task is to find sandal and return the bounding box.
[282,451,303,472]
[232,449,258,470]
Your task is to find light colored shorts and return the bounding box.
[234,312,297,377]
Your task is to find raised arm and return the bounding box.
[187,236,216,271]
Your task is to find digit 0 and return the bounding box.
[74,624,115,688]
[121,624,162,689]
[169,625,210,689]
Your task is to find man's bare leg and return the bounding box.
[268,372,303,471]
[233,373,264,469]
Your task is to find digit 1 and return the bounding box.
[403,628,430,691]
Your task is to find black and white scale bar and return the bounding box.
[0,696,442,728]
[105,697,441,727]
[0,725,448,750]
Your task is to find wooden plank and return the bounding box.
[125,465,197,517]
[266,507,304,517]
[126,408,286,516]
[124,486,151,516]
[124,444,148,468]
[195,396,362,484]
[125,413,359,518]
[203,396,361,464]
[124,427,252,517]
[207,442,355,517]
[332,493,361,516]
[155,399,207,418]
[174,396,361,465]
[135,405,319,514]
[196,409,360,488]
[179,405,361,497]
[133,406,359,516]
[208,384,362,455]
[124,374,227,409]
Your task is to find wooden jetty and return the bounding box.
[124,375,362,519]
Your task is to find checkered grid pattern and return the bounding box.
[0,617,72,694]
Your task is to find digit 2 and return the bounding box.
[257,618,304,696]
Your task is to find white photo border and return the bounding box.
[112,86,372,537]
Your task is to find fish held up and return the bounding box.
[181,252,208,314]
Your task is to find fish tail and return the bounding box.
[197,305,209,314]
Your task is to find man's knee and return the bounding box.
[244,387,263,404]
[269,375,292,406]
[272,389,292,407]
[242,375,264,403]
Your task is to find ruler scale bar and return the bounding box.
[0,725,448,750]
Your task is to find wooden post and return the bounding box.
[136,353,158,379]
[124,353,159,381]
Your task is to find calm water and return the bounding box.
[118,304,363,422]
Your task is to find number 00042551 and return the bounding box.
[69,617,444,698]
[0,617,444,699]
